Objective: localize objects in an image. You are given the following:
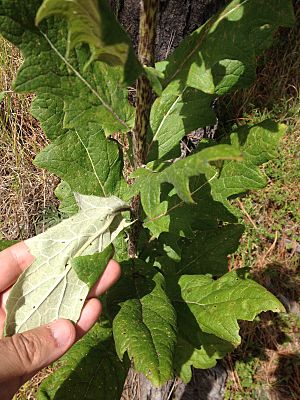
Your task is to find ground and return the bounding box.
[220,9,300,399]
[0,3,299,400]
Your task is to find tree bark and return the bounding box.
[109,0,226,61]
[108,1,228,399]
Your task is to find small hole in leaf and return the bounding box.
[33,306,36,309]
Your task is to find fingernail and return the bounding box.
[49,319,73,347]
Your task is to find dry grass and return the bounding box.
[0,36,59,399]
[227,243,300,399]
[0,37,58,241]
[13,367,56,400]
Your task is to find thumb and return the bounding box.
[0,319,76,398]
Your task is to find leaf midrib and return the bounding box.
[41,31,130,131]
[145,171,218,223]
[147,91,184,157]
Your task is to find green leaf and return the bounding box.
[0,240,18,251]
[147,88,216,162]
[5,194,129,336]
[132,144,242,238]
[209,120,286,210]
[170,269,284,382]
[108,261,177,386]
[161,0,294,91]
[164,265,234,383]
[175,269,284,346]
[37,321,129,400]
[36,0,142,85]
[55,181,78,217]
[0,91,6,102]
[72,244,113,289]
[140,121,285,239]
[174,334,233,384]
[147,0,294,162]
[173,224,244,276]
[35,120,125,198]
[138,173,236,239]
[0,0,133,200]
[141,211,242,278]
[144,66,164,96]
[15,26,133,138]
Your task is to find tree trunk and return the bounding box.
[109,0,225,60]
[109,1,228,399]
[123,364,228,399]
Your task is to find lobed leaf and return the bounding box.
[5,194,129,335]
[132,144,242,238]
[175,269,284,345]
[0,0,133,201]
[139,121,285,239]
[147,0,295,162]
[139,173,237,239]
[209,120,286,211]
[171,269,284,381]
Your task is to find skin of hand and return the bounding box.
[0,242,121,400]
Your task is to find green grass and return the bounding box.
[223,6,300,399]
[232,124,300,269]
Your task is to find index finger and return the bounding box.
[0,242,34,292]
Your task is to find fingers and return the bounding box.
[75,260,121,338]
[0,242,34,292]
[0,319,76,399]
[75,259,121,338]
[88,259,121,298]
[0,255,121,398]
[0,243,121,297]
[0,298,5,335]
[75,298,102,340]
[0,301,103,399]
[0,242,121,297]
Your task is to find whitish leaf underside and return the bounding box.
[5,195,129,335]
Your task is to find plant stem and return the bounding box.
[129,0,159,258]
[133,0,159,168]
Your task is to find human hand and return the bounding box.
[0,242,121,399]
